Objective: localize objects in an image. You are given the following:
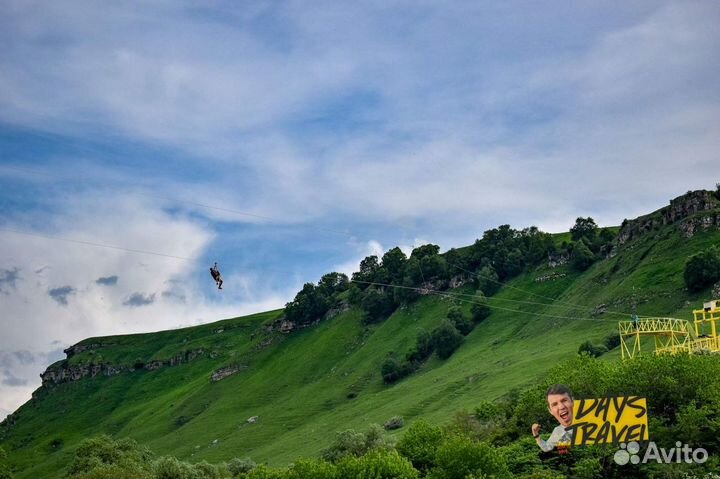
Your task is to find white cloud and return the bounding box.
[1,2,718,231]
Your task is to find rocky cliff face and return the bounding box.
[618,190,719,245]
[40,347,206,386]
[40,363,125,385]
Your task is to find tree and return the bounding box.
[410,244,440,260]
[382,247,407,283]
[396,420,444,472]
[347,284,364,306]
[393,275,419,305]
[318,272,349,297]
[570,217,598,242]
[572,240,595,271]
[352,255,381,288]
[285,283,329,325]
[684,247,720,292]
[444,248,469,277]
[476,266,500,296]
[420,255,448,282]
[431,320,464,359]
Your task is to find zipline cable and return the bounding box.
[446,261,654,319]
[350,279,620,323]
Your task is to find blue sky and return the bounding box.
[1,1,719,419]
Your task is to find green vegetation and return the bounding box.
[2,190,720,478]
[684,246,720,292]
[0,446,12,479]
[50,353,720,478]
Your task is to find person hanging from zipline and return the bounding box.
[209,262,223,290]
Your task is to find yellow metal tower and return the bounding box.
[619,300,720,359]
[692,300,720,352]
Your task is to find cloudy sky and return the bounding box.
[1,0,719,420]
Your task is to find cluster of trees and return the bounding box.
[565,217,617,272]
[467,225,555,280]
[684,245,720,292]
[284,272,350,326]
[283,220,616,338]
[382,300,491,384]
[348,245,447,324]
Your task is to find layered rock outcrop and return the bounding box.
[40,348,206,386]
[618,190,719,244]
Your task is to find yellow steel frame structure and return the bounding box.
[693,305,720,351]
[619,301,720,359]
[619,318,691,360]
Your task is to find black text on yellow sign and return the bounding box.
[569,396,649,446]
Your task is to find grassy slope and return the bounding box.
[2,222,719,478]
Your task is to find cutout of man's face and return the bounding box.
[547,393,574,427]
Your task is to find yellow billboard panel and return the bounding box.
[570,396,649,446]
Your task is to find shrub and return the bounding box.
[396,421,444,472]
[684,246,720,292]
[227,458,257,477]
[321,425,390,463]
[406,330,434,363]
[285,459,336,479]
[571,458,602,479]
[496,438,545,477]
[431,320,464,359]
[447,306,473,336]
[381,357,406,383]
[243,465,284,479]
[474,401,501,422]
[66,435,153,477]
[471,294,491,323]
[603,331,620,350]
[577,341,607,358]
[154,456,197,479]
[384,416,405,431]
[430,435,510,479]
[337,450,418,479]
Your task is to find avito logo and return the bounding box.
[614,441,708,465]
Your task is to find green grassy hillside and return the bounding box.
[2,192,720,478]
